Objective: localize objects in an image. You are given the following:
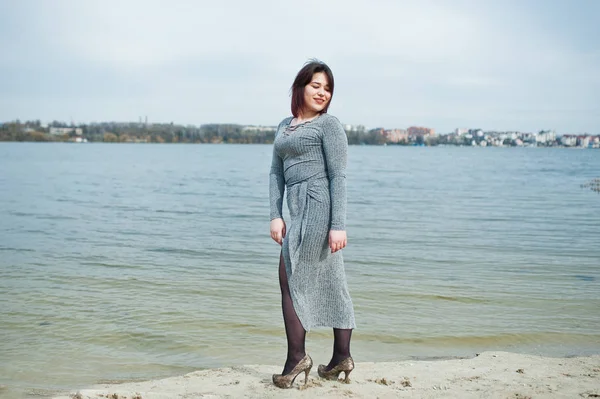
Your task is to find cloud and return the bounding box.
[0,0,598,132]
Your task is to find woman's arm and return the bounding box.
[322,116,348,253]
[269,124,286,245]
[269,144,285,221]
[322,116,348,231]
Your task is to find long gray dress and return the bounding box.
[269,113,356,331]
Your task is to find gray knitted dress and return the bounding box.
[269,113,356,331]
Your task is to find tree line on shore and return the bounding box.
[0,120,431,145]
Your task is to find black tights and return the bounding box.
[278,253,352,375]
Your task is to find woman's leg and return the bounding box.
[279,253,307,375]
[326,328,352,369]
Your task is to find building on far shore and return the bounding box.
[382,129,408,143]
[407,126,436,136]
[49,127,83,136]
[241,125,275,132]
[536,130,556,145]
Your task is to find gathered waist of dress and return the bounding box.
[285,171,328,187]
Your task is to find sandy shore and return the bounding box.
[53,351,599,399]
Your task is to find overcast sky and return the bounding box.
[1,0,598,133]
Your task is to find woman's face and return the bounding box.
[302,72,331,116]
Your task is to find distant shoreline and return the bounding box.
[1,140,598,149]
[2,121,599,147]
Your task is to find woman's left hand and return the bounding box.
[329,230,347,253]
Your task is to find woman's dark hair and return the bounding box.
[290,59,334,118]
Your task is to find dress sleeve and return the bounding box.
[269,124,285,220]
[321,116,348,231]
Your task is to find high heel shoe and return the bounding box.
[317,357,354,383]
[272,354,313,389]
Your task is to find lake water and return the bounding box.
[1,143,599,398]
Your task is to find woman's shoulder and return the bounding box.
[319,113,341,124]
[318,113,343,127]
[277,116,294,128]
[274,117,294,138]
[316,113,345,133]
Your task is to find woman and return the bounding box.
[269,60,356,389]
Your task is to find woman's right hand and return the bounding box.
[270,218,286,245]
